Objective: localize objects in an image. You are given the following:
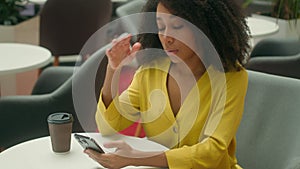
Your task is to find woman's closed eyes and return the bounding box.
[157,17,185,33]
[157,24,184,32]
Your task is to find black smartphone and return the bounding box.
[74,134,105,153]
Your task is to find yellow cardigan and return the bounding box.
[96,57,248,169]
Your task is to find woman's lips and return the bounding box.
[166,49,179,54]
[166,49,181,63]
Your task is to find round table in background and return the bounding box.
[246,17,279,37]
[0,43,52,96]
[246,17,280,48]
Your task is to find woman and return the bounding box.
[85,0,250,168]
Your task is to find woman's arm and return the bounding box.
[132,152,168,167]
[96,65,143,135]
[102,65,116,107]
[96,34,142,134]
[101,33,141,107]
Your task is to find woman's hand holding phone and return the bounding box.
[84,140,137,169]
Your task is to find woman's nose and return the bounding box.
[166,36,174,44]
[162,33,174,44]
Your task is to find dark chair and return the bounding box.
[245,0,273,16]
[250,38,300,58]
[234,0,273,16]
[0,46,109,150]
[246,38,300,79]
[246,53,300,79]
[39,0,112,66]
[237,71,300,169]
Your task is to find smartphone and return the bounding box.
[74,134,105,153]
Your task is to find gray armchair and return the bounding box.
[246,53,300,79]
[237,71,300,169]
[246,38,300,79]
[250,38,300,58]
[0,47,108,149]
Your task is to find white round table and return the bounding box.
[0,43,51,95]
[0,133,168,169]
[246,17,279,37]
[246,17,280,49]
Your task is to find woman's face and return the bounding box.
[156,2,197,63]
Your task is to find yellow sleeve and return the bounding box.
[165,71,248,169]
[95,69,142,135]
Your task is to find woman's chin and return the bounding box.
[168,54,181,64]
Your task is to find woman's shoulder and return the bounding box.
[225,67,248,81]
[208,65,248,80]
[225,67,248,91]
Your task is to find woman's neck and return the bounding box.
[170,57,206,80]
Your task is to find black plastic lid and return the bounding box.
[47,113,73,124]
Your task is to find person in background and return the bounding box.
[85,0,250,168]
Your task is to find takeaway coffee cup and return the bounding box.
[47,112,73,153]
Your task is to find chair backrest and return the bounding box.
[71,46,108,131]
[245,1,273,16]
[31,66,74,95]
[250,38,300,58]
[236,71,300,169]
[39,0,112,56]
[246,53,300,79]
[246,38,300,79]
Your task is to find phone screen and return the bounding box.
[74,134,105,153]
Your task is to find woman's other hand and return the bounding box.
[106,33,141,70]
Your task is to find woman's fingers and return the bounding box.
[112,33,131,47]
[103,140,126,149]
[102,140,137,158]
[131,42,141,54]
[84,149,102,161]
[109,34,131,55]
[106,33,141,70]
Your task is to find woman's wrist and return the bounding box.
[107,64,116,72]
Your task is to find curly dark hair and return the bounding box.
[137,0,251,71]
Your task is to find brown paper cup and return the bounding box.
[47,113,73,153]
